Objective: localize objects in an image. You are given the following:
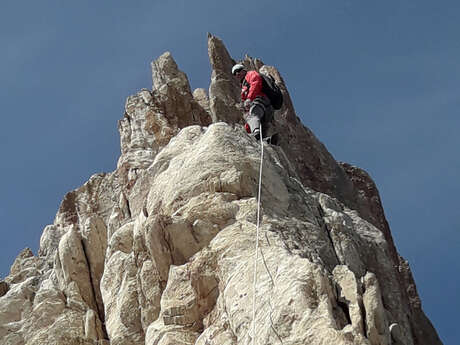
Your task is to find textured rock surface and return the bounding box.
[0,35,442,345]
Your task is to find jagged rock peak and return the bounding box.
[0,35,442,345]
[151,51,191,93]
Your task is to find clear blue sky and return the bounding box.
[1,1,458,343]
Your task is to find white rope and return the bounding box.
[251,126,264,345]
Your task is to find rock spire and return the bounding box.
[0,34,442,345]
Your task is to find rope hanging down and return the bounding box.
[251,126,264,345]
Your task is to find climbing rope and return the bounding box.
[251,126,264,345]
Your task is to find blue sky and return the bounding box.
[1,1,458,343]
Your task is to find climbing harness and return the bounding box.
[251,126,264,345]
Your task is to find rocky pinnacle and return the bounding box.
[0,34,442,345]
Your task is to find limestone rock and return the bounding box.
[101,251,144,345]
[9,248,34,276]
[55,226,96,311]
[151,52,211,131]
[118,90,159,172]
[81,216,108,321]
[54,172,119,228]
[362,272,391,345]
[207,34,242,124]
[340,162,399,265]
[0,35,442,345]
[193,88,210,114]
[5,248,41,285]
[333,265,365,336]
[118,52,211,193]
[38,225,68,259]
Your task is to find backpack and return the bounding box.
[260,73,283,110]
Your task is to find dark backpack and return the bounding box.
[260,73,283,110]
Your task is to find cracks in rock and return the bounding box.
[80,236,109,341]
[361,306,369,339]
[263,284,284,344]
[333,283,352,331]
[124,112,132,123]
[259,246,275,288]
[256,233,283,344]
[361,283,369,339]
[316,205,341,269]
[143,204,149,218]
[337,299,352,329]
[125,196,132,219]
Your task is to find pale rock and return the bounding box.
[131,211,163,331]
[9,248,34,274]
[193,88,211,114]
[160,265,201,329]
[54,172,119,228]
[138,259,162,330]
[118,91,159,172]
[201,223,365,345]
[81,216,108,321]
[146,254,218,345]
[101,251,144,345]
[118,192,132,221]
[38,224,68,260]
[0,35,442,345]
[152,52,191,93]
[24,308,94,345]
[107,192,132,239]
[118,52,211,194]
[30,282,66,329]
[0,277,35,325]
[1,330,24,345]
[6,248,41,285]
[124,174,149,221]
[85,309,98,340]
[319,194,366,276]
[107,205,124,239]
[362,272,390,345]
[194,323,236,345]
[151,52,210,130]
[141,213,174,285]
[344,209,415,341]
[146,321,200,345]
[333,265,365,335]
[55,226,97,312]
[107,221,134,257]
[207,34,242,124]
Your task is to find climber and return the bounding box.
[232,64,274,141]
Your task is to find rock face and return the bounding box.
[0,35,442,345]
